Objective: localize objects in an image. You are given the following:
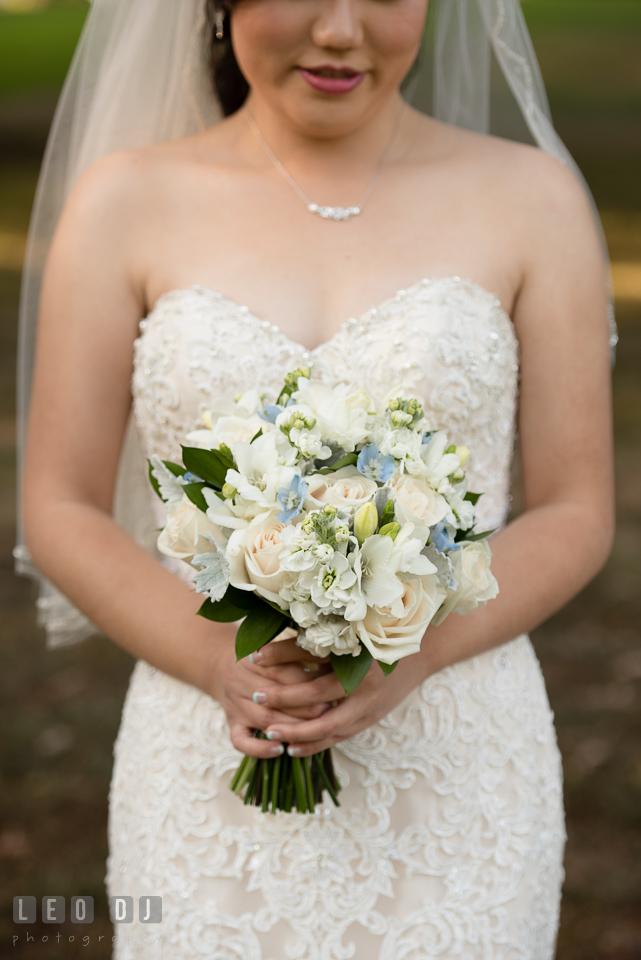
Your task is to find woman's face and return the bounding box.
[231,0,428,136]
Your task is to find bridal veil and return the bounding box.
[14,0,616,647]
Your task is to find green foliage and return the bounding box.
[331,645,373,696]
[235,605,290,661]
[182,482,209,512]
[181,445,233,489]
[316,452,358,475]
[379,660,398,677]
[464,491,482,506]
[197,595,249,624]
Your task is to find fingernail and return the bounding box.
[270,744,284,757]
[287,746,302,757]
[252,691,267,704]
[266,730,281,741]
[249,650,263,663]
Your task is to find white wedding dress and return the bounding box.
[106,277,565,960]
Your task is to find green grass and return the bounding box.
[522,0,641,31]
[0,3,87,95]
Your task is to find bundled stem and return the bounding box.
[230,731,341,813]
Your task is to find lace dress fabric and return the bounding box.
[107,278,565,960]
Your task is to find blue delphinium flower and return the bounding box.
[258,404,282,424]
[182,471,203,483]
[422,431,435,446]
[429,521,460,554]
[277,475,309,522]
[356,444,395,483]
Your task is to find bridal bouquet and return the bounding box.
[149,367,498,814]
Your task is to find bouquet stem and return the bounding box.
[230,731,341,813]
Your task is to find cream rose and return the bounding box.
[431,539,499,625]
[157,494,227,561]
[226,514,290,607]
[355,575,444,664]
[305,466,378,514]
[388,474,448,531]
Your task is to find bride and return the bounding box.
[19,0,614,956]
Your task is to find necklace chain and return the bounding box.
[244,104,406,222]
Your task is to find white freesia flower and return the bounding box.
[389,523,436,579]
[355,575,445,664]
[388,474,448,532]
[444,490,476,529]
[298,618,361,658]
[306,466,377,514]
[421,431,462,486]
[226,433,299,511]
[186,415,264,452]
[157,493,228,561]
[226,514,290,607]
[150,456,186,506]
[344,535,404,621]
[291,379,372,452]
[431,539,499,625]
[203,485,266,530]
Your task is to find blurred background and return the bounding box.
[0,0,639,956]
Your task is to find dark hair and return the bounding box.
[206,1,250,117]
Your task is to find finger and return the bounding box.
[229,723,285,759]
[252,673,345,712]
[252,639,329,670]
[266,698,357,745]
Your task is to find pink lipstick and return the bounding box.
[298,65,365,95]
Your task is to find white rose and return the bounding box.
[388,474,448,531]
[431,539,499,625]
[157,494,228,561]
[355,575,444,664]
[226,514,290,607]
[298,618,360,658]
[306,466,377,514]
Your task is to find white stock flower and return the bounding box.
[373,426,423,467]
[279,524,324,572]
[306,466,377,514]
[432,539,499,625]
[157,494,228,562]
[298,618,360,658]
[291,379,372,452]
[226,514,290,607]
[355,575,445,665]
[289,599,321,629]
[310,551,359,613]
[388,474,448,532]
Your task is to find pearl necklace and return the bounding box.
[244,105,405,222]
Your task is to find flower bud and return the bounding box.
[455,445,471,467]
[222,482,237,500]
[353,502,379,544]
[201,410,213,430]
[379,521,400,541]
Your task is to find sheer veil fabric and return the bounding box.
[15,0,615,647]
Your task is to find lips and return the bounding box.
[298,65,365,95]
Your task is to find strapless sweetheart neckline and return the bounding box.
[146,276,514,356]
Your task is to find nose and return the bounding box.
[311,0,364,50]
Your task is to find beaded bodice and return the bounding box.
[132,277,519,532]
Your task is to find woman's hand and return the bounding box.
[252,640,427,757]
[209,626,335,759]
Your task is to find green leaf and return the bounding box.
[317,452,359,475]
[331,645,373,696]
[250,428,264,443]
[148,460,162,500]
[197,596,249,623]
[235,605,290,661]
[225,585,264,612]
[379,660,398,676]
[464,491,482,505]
[181,446,231,488]
[462,528,496,542]
[182,482,209,512]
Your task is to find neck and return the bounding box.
[240,91,409,189]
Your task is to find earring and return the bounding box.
[214,9,225,40]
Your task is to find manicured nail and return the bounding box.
[270,744,284,756]
[266,730,282,741]
[249,650,263,663]
[252,691,267,704]
[287,745,302,757]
